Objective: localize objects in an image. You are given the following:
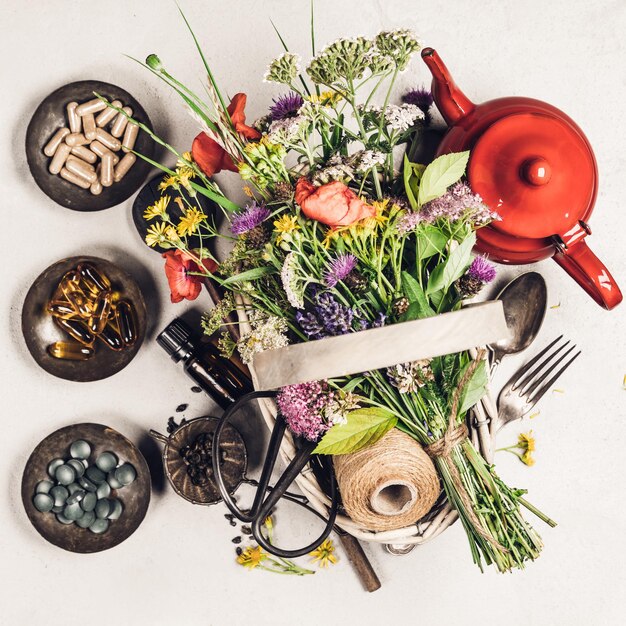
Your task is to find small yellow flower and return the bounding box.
[236,545,267,570]
[521,451,535,467]
[143,195,171,221]
[309,539,338,568]
[243,186,255,198]
[357,200,389,232]
[264,515,273,531]
[145,222,172,248]
[518,432,535,453]
[158,175,178,192]
[177,208,207,237]
[176,151,193,168]
[273,214,300,244]
[308,91,342,105]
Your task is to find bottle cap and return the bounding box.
[156,318,195,362]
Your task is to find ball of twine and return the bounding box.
[333,429,440,531]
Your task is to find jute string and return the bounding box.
[333,429,440,532]
[425,349,507,551]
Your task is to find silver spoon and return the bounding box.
[489,272,548,376]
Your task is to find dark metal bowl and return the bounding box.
[21,256,147,382]
[25,80,155,211]
[22,423,151,553]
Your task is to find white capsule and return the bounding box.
[113,153,136,182]
[110,107,133,138]
[100,153,114,187]
[95,100,122,127]
[82,113,97,141]
[65,133,89,147]
[67,102,82,133]
[60,167,91,189]
[75,98,107,116]
[90,179,103,196]
[43,127,70,157]
[70,145,97,164]
[48,143,72,174]
[122,122,139,153]
[89,140,119,165]
[95,128,121,151]
[65,155,97,184]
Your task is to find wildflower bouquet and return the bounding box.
[118,11,554,572]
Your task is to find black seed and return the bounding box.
[224,514,235,522]
[232,536,242,544]
[236,547,243,556]
[230,520,237,527]
[241,525,252,535]
[176,403,188,412]
[191,386,202,393]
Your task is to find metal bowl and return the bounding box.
[21,423,151,553]
[21,255,147,382]
[25,80,154,211]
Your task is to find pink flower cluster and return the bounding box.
[276,381,334,441]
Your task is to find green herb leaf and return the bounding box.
[401,271,434,319]
[416,226,448,260]
[417,151,470,206]
[221,266,275,285]
[313,407,397,455]
[426,232,476,295]
[458,359,488,414]
[403,155,426,211]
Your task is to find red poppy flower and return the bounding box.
[162,250,218,304]
[191,93,261,178]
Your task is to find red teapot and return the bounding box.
[421,47,622,310]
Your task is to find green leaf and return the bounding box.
[417,151,470,206]
[403,155,426,211]
[426,261,446,295]
[313,407,397,455]
[401,271,434,319]
[416,226,448,260]
[458,360,488,414]
[426,232,476,295]
[341,376,365,393]
[221,266,275,285]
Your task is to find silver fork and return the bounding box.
[494,336,581,432]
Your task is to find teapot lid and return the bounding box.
[468,112,597,239]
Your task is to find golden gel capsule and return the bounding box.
[77,263,111,294]
[82,113,97,141]
[60,279,93,317]
[122,122,138,153]
[110,107,133,138]
[115,300,137,346]
[44,127,70,157]
[70,145,97,164]
[113,153,136,183]
[95,128,121,152]
[65,155,97,184]
[54,317,95,346]
[48,143,72,175]
[47,300,77,320]
[60,167,91,189]
[100,153,114,187]
[67,102,82,133]
[89,140,119,164]
[90,180,103,196]
[88,290,113,334]
[48,341,94,361]
[95,100,121,127]
[65,133,89,147]
[98,322,125,351]
[75,98,107,116]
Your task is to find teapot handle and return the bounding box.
[553,239,622,310]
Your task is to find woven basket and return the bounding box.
[236,302,499,546]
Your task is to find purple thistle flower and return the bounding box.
[467,256,497,283]
[324,253,357,288]
[402,86,434,112]
[269,92,304,121]
[230,202,271,235]
[276,380,334,441]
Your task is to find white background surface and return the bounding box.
[1,1,625,625]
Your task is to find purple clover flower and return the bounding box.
[402,86,434,112]
[324,253,357,288]
[269,92,304,121]
[276,380,334,441]
[230,202,271,235]
[468,256,497,283]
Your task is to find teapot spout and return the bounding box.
[422,47,475,125]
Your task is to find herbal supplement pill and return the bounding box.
[44,127,70,157]
[54,317,95,345]
[113,153,136,183]
[96,452,118,473]
[89,518,109,534]
[98,323,124,351]
[78,477,97,493]
[115,300,137,346]
[100,152,114,188]
[76,510,95,528]
[86,466,106,484]
[89,140,119,165]
[65,132,89,147]
[67,482,81,495]
[90,180,103,196]
[95,100,122,127]
[36,480,54,494]
[64,502,85,521]
[70,439,91,460]
[51,504,64,513]
[110,106,132,138]
[67,459,85,477]
[60,167,91,189]
[76,98,107,116]
[96,482,111,499]
[47,341,94,361]
[107,471,122,489]
[95,499,111,519]
[122,121,138,153]
[67,102,82,133]
[33,493,54,513]
[77,263,111,294]
[48,458,65,478]
[70,145,97,164]
[55,464,76,485]
[115,463,136,486]
[66,489,87,506]
[81,492,97,512]
[88,291,112,335]
[95,128,121,151]
[82,113,97,141]
[65,155,97,184]
[47,300,77,320]
[48,142,72,174]
[50,485,69,507]
[56,512,74,525]
[107,499,123,520]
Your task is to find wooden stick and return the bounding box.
[337,533,381,592]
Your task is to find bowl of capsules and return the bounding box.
[25,80,155,211]
[22,423,151,553]
[21,255,147,382]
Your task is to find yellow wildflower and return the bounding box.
[264,515,273,531]
[236,545,267,570]
[158,175,178,192]
[174,197,185,212]
[308,91,342,105]
[176,151,193,168]
[145,222,173,248]
[177,208,207,237]
[521,451,535,467]
[143,195,171,221]
[518,431,535,453]
[309,539,338,568]
[273,214,300,244]
[243,186,255,198]
[357,199,389,232]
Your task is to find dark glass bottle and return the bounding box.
[157,319,253,409]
